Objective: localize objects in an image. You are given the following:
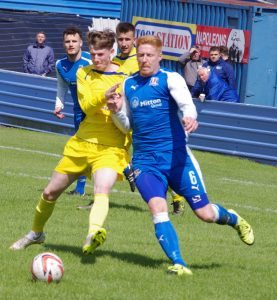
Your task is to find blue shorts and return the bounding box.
[132,147,209,210]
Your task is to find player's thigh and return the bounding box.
[93,168,118,194]
[44,171,78,200]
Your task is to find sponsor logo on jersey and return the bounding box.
[149,77,159,86]
[131,85,138,90]
[140,98,162,108]
[131,97,162,109]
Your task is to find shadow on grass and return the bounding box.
[190,262,222,270]
[44,243,166,267]
[44,243,222,271]
[37,189,146,212]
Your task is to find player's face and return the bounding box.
[64,34,83,56]
[198,69,209,82]
[209,51,220,62]
[117,31,135,56]
[36,33,46,45]
[90,47,114,71]
[137,44,162,77]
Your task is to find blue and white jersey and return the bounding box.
[120,68,197,154]
[55,51,91,113]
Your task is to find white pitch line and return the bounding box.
[0,145,61,158]
[3,171,276,214]
[1,145,276,212]
[221,177,277,189]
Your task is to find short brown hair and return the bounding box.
[219,45,229,56]
[136,35,162,52]
[116,22,135,35]
[209,46,220,53]
[87,29,115,50]
[63,27,83,40]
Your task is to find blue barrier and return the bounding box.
[0,69,276,165]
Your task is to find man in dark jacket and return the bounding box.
[192,67,239,102]
[203,46,236,89]
[23,31,55,76]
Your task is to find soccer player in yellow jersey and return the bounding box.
[113,22,139,75]
[10,30,129,254]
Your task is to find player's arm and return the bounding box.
[54,67,68,119]
[77,68,106,114]
[167,72,198,133]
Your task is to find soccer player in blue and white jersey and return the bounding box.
[54,27,92,196]
[106,35,254,276]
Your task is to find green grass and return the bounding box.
[0,126,276,300]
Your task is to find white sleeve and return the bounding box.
[111,81,131,133]
[167,71,197,119]
[55,67,68,109]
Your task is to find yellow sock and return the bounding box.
[88,194,109,234]
[32,195,56,232]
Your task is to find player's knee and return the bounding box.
[43,188,58,201]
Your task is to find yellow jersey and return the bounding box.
[112,47,139,75]
[76,63,128,149]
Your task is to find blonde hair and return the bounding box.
[136,35,162,52]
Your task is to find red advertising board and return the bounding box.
[195,25,250,63]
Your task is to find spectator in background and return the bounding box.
[219,45,233,66]
[54,27,92,197]
[203,46,236,89]
[178,45,205,92]
[23,31,55,76]
[192,67,239,102]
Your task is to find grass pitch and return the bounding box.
[0,126,276,300]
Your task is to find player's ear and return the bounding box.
[159,52,163,62]
[80,40,83,47]
[110,48,115,59]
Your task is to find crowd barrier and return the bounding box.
[0,70,276,165]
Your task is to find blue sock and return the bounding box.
[212,204,237,226]
[75,176,86,194]
[154,221,186,266]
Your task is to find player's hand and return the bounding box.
[54,108,65,119]
[106,83,123,113]
[182,117,198,133]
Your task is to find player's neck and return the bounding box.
[104,62,119,72]
[67,51,82,62]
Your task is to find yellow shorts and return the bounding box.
[55,136,130,180]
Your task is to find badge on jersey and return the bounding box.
[149,77,159,86]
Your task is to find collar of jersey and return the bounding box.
[91,68,126,75]
[116,47,137,61]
